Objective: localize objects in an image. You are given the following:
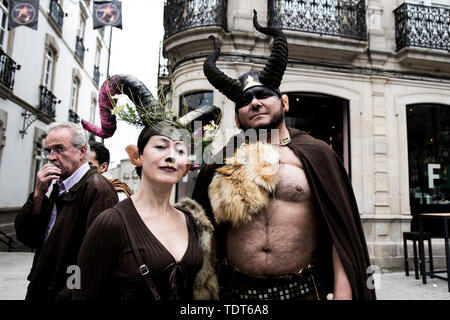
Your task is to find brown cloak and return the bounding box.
[192,128,376,300]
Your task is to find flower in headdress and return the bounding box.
[203,120,218,142]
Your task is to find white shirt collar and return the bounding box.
[57,162,90,195]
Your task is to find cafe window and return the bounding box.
[407,103,450,234]
[179,91,213,116]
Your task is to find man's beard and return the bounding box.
[238,103,285,131]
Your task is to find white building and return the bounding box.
[162,0,450,268]
[0,0,111,245]
[109,158,140,195]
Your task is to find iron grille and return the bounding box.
[49,0,64,32]
[93,65,100,86]
[75,36,85,63]
[268,0,367,40]
[394,3,449,51]
[164,0,228,38]
[68,109,80,124]
[0,49,19,91]
[39,85,57,119]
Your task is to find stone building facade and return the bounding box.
[161,0,450,268]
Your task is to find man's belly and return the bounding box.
[226,200,319,277]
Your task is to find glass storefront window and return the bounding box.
[179,91,213,116]
[407,103,450,234]
[176,91,213,201]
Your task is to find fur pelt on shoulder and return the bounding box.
[208,142,279,227]
[174,197,219,300]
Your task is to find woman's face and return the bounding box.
[140,135,189,186]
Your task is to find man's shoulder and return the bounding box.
[288,128,332,150]
[85,170,113,186]
[79,170,117,196]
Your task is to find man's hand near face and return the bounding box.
[32,164,61,215]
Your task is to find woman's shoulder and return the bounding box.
[91,206,123,232]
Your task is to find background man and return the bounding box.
[15,122,118,300]
[193,11,375,300]
[88,141,132,200]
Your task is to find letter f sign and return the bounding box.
[428,164,441,189]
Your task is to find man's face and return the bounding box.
[235,86,287,131]
[44,128,86,180]
[88,150,108,174]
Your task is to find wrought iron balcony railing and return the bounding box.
[68,109,80,124]
[164,0,228,38]
[49,0,64,33]
[394,3,449,51]
[75,36,85,63]
[93,65,100,86]
[268,0,367,40]
[39,85,58,119]
[0,49,20,91]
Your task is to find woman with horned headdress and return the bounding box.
[73,75,220,300]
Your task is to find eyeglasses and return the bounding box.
[236,87,281,108]
[42,144,80,159]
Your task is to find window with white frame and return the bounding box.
[95,45,101,67]
[70,78,80,112]
[30,129,46,193]
[0,0,8,50]
[43,48,55,89]
[90,97,96,123]
[77,15,86,41]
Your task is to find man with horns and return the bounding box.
[192,10,376,300]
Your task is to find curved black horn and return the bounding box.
[253,9,288,90]
[82,74,158,138]
[120,75,158,118]
[203,36,243,102]
[179,105,222,127]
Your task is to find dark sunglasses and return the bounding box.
[236,87,281,108]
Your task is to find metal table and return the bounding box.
[419,213,450,292]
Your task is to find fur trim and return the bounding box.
[209,142,279,227]
[174,197,219,300]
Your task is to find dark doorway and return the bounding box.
[286,92,350,172]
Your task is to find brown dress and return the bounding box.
[73,197,203,300]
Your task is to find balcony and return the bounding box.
[93,65,100,86]
[164,0,227,39]
[49,0,64,34]
[0,49,20,92]
[75,36,85,63]
[68,109,80,124]
[394,3,450,72]
[157,54,170,99]
[39,86,58,119]
[268,0,367,62]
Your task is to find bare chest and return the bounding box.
[273,147,311,203]
[225,147,319,276]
